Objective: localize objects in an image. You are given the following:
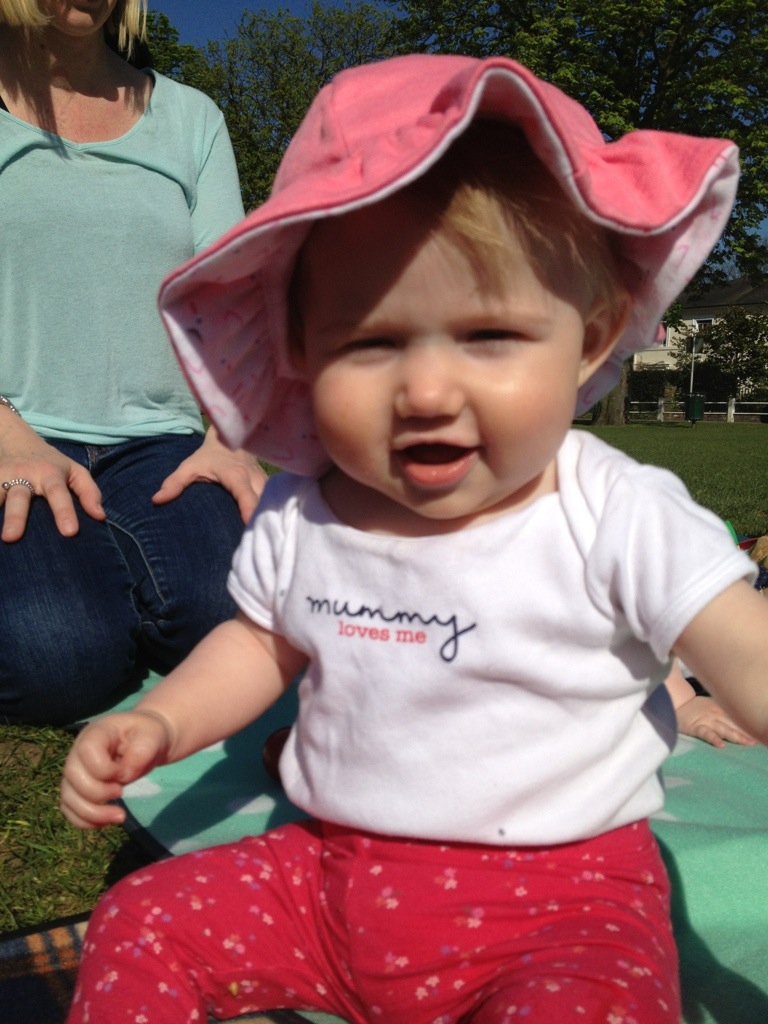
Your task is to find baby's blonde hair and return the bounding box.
[289,119,627,355]
[411,121,626,313]
[0,0,147,58]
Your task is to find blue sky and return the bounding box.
[149,1,315,46]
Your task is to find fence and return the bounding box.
[627,398,768,422]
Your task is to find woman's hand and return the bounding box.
[0,413,104,542]
[60,710,173,830]
[152,424,268,523]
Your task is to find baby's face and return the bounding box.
[296,194,618,535]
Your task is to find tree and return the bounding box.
[144,11,220,93]
[390,0,768,421]
[589,363,631,425]
[200,3,400,210]
[145,4,399,210]
[673,306,768,399]
[390,0,768,278]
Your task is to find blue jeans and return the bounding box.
[0,435,244,725]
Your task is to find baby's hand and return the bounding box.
[675,695,757,749]
[60,710,172,829]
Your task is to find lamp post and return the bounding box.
[688,322,700,393]
[685,323,705,425]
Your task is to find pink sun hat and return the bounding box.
[158,53,739,475]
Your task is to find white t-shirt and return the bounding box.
[229,430,755,845]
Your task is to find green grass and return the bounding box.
[1,422,766,933]
[581,422,768,538]
[0,724,150,933]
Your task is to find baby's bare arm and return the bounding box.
[674,580,768,746]
[135,612,306,762]
[61,613,306,829]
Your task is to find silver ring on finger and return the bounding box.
[1,477,35,495]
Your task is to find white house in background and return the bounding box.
[632,278,768,369]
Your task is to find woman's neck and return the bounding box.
[0,25,151,141]
[0,22,111,90]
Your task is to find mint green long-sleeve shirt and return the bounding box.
[0,72,244,443]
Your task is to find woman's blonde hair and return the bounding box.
[0,0,147,57]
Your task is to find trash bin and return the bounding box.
[685,393,705,423]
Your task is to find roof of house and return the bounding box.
[680,277,768,314]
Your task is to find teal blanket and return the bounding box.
[117,677,768,1023]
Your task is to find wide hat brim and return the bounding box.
[159,53,739,475]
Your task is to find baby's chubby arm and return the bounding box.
[61,611,307,830]
[674,578,768,746]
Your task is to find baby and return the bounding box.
[61,54,767,1024]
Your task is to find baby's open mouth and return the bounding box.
[395,444,478,488]
[401,443,470,464]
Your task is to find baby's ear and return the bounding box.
[578,291,632,387]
